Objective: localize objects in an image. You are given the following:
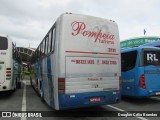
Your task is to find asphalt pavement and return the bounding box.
[0,79,160,120]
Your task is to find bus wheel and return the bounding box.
[40,88,45,102]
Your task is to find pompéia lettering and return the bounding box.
[71,21,115,44]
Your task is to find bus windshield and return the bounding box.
[0,37,8,50]
[143,50,160,66]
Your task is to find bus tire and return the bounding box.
[40,81,45,102]
[40,88,45,102]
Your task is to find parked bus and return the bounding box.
[30,13,121,110]
[121,46,160,97]
[0,36,22,92]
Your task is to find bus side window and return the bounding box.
[43,39,46,56]
[121,51,137,72]
[51,27,55,52]
[45,36,49,55]
[48,31,52,53]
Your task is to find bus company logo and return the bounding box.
[147,53,158,62]
[71,21,115,44]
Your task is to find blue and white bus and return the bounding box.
[121,46,160,97]
[0,36,22,92]
[30,13,121,110]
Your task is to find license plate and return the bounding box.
[90,97,101,102]
[156,92,160,95]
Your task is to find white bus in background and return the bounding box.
[0,36,22,92]
[30,13,121,110]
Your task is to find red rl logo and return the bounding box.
[147,54,158,62]
[71,21,115,44]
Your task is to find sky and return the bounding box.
[0,0,160,48]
